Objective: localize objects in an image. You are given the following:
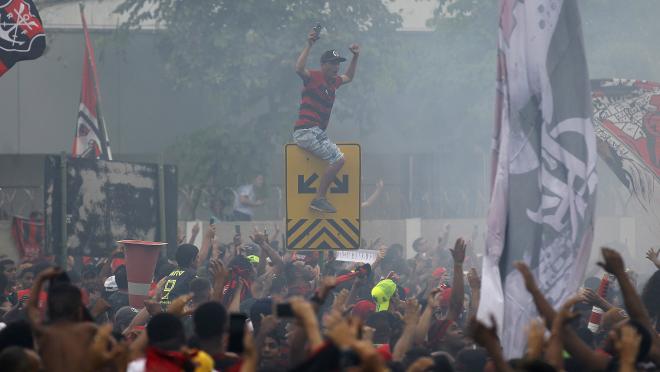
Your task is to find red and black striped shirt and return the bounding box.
[295,70,343,131]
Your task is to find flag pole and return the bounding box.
[79,3,113,160]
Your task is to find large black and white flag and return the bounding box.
[478,0,598,357]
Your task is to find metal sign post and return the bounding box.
[285,144,361,250]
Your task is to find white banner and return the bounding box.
[334,249,377,263]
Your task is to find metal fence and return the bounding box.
[0,186,42,220]
[176,151,490,221]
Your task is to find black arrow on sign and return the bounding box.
[298,173,318,194]
[330,175,349,194]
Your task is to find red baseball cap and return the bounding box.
[351,300,376,320]
[432,267,447,279]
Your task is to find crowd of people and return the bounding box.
[0,223,658,372]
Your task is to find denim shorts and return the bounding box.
[293,127,344,164]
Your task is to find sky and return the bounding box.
[386,0,438,31]
[38,0,439,30]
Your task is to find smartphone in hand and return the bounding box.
[227,313,247,353]
[275,303,294,318]
[313,23,322,39]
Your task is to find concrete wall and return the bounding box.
[0,30,209,155]
[0,216,650,277]
[171,216,647,272]
[0,221,18,261]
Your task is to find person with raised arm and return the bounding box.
[293,26,359,213]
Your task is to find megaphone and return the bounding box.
[120,240,166,308]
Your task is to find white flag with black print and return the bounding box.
[477,0,598,358]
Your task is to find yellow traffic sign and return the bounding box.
[285,144,360,250]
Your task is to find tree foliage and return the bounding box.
[115,0,660,219]
[116,0,402,218]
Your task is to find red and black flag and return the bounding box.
[0,0,46,77]
[72,4,112,160]
[11,216,44,261]
[592,79,660,225]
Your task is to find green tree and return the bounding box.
[116,0,403,218]
[422,0,498,141]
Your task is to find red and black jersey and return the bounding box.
[295,70,343,131]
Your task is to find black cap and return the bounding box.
[320,49,346,64]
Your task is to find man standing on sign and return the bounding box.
[293,26,360,213]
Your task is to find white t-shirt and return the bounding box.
[233,184,256,216]
[126,358,145,372]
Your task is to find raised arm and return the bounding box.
[295,30,318,80]
[446,238,466,321]
[466,267,481,320]
[227,281,243,313]
[599,247,653,331]
[514,261,610,370]
[414,288,441,345]
[598,248,660,364]
[514,262,556,328]
[440,224,450,250]
[196,223,215,268]
[469,316,513,372]
[615,325,642,372]
[360,179,383,208]
[432,225,451,268]
[646,247,660,270]
[290,297,324,351]
[27,267,61,330]
[580,287,614,313]
[392,299,420,361]
[209,259,229,303]
[252,270,275,299]
[225,233,241,266]
[98,246,123,285]
[340,44,360,84]
[545,296,581,371]
[188,222,200,245]
[251,231,284,271]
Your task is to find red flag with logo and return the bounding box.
[11,216,44,261]
[72,6,112,160]
[0,0,46,77]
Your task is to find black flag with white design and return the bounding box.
[0,0,46,77]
